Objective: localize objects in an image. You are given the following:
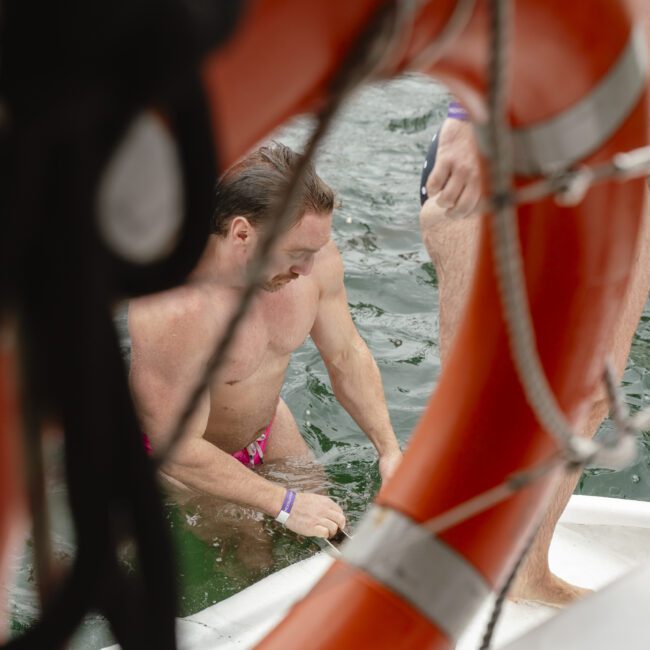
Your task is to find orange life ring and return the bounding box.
[192,0,645,648]
[1,0,644,647]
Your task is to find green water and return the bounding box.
[8,74,650,648]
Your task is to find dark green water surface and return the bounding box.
[8,74,649,649]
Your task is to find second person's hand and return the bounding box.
[426,117,481,219]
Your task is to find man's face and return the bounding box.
[261,211,332,292]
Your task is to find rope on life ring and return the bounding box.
[245,0,649,648]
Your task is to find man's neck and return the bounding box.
[190,235,246,289]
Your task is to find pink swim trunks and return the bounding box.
[142,432,153,455]
[231,415,274,467]
[142,414,274,467]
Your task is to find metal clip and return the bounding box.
[320,528,353,557]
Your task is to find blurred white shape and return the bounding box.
[97,113,184,264]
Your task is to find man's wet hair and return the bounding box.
[211,141,336,236]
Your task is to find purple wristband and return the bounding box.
[281,489,296,513]
[275,489,296,524]
[447,100,470,122]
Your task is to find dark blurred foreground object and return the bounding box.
[0,1,242,647]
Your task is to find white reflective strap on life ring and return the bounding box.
[342,506,491,643]
[475,27,647,177]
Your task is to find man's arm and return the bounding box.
[128,292,345,538]
[160,436,344,538]
[310,242,402,482]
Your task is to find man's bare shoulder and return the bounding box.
[129,282,236,375]
[312,240,345,297]
[130,284,211,342]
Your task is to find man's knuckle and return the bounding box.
[440,188,454,202]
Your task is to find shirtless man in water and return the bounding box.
[418,1,650,606]
[129,142,402,539]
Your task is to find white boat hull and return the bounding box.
[102,495,650,649]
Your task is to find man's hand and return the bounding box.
[284,492,346,538]
[426,117,481,219]
[378,448,402,483]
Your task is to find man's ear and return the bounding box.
[230,216,253,245]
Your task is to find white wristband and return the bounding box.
[275,509,291,525]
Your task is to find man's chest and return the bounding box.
[263,279,320,352]
[217,278,320,383]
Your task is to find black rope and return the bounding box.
[478,522,540,650]
[156,0,402,465]
[0,0,404,648]
[0,0,243,648]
